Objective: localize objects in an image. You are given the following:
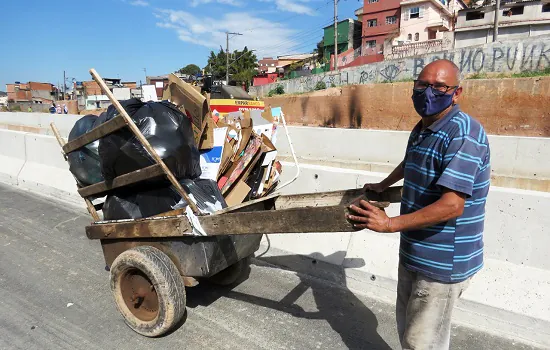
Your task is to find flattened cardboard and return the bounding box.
[220,136,262,194]
[225,181,252,207]
[166,73,209,145]
[199,117,216,150]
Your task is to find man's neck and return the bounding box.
[421,104,454,130]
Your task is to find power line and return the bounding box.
[240,1,333,33]
[252,18,333,54]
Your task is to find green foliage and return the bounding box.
[10,105,21,111]
[204,46,258,87]
[313,40,324,63]
[177,64,201,76]
[511,67,550,78]
[314,81,326,90]
[267,84,285,97]
[330,83,336,88]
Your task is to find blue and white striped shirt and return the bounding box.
[400,105,491,283]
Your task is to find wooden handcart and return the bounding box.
[51,69,402,337]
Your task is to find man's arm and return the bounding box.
[364,161,405,193]
[347,189,465,233]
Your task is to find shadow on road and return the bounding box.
[186,251,391,350]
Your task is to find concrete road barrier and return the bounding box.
[0,130,27,185]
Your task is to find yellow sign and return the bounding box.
[209,99,264,107]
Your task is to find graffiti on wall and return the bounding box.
[413,43,550,77]
[252,37,550,97]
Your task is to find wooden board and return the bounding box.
[62,116,127,154]
[274,186,403,210]
[86,215,192,240]
[199,205,354,235]
[78,164,164,198]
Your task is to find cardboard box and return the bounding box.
[225,180,252,207]
[199,127,228,181]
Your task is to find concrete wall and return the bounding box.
[0,113,549,347]
[264,77,550,137]
[250,35,550,97]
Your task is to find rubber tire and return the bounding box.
[110,246,186,337]
[208,256,252,286]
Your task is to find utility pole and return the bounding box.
[493,0,500,42]
[63,71,66,100]
[334,0,338,71]
[226,31,243,85]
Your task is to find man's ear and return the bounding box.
[453,86,463,104]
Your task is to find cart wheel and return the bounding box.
[208,256,252,286]
[110,246,186,337]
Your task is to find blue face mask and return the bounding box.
[412,86,456,118]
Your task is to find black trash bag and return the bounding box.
[98,98,201,181]
[102,191,142,221]
[174,179,228,214]
[67,115,104,186]
[102,179,227,220]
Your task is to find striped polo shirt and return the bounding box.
[400,105,491,283]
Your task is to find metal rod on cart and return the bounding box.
[50,122,101,221]
[275,111,300,193]
[89,68,201,216]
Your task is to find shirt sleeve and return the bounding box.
[436,135,488,197]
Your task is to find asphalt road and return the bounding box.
[0,183,540,350]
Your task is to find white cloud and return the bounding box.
[257,0,316,15]
[129,0,149,6]
[273,0,314,15]
[155,9,309,57]
[189,0,242,7]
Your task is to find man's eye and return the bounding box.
[433,85,447,91]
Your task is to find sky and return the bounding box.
[0,0,362,90]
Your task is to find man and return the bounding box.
[347,59,490,350]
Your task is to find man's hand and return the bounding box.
[347,200,394,233]
[363,182,386,193]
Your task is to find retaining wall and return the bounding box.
[250,35,550,97]
[263,77,550,137]
[0,113,549,347]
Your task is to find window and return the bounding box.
[415,33,419,41]
[366,40,377,48]
[466,11,485,20]
[503,6,524,16]
[386,15,397,25]
[368,0,379,3]
[367,19,377,27]
[407,33,412,41]
[428,30,436,40]
[543,4,550,12]
[410,7,420,19]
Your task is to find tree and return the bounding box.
[313,40,325,64]
[204,46,258,87]
[177,64,201,76]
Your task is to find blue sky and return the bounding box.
[0,0,361,90]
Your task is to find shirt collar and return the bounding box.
[426,104,461,133]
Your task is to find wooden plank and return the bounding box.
[89,68,201,215]
[86,216,193,240]
[199,205,354,235]
[62,117,127,154]
[77,164,164,198]
[274,186,403,210]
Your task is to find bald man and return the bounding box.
[348,60,491,350]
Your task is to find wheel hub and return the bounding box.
[120,269,159,322]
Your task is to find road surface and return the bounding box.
[0,183,540,350]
